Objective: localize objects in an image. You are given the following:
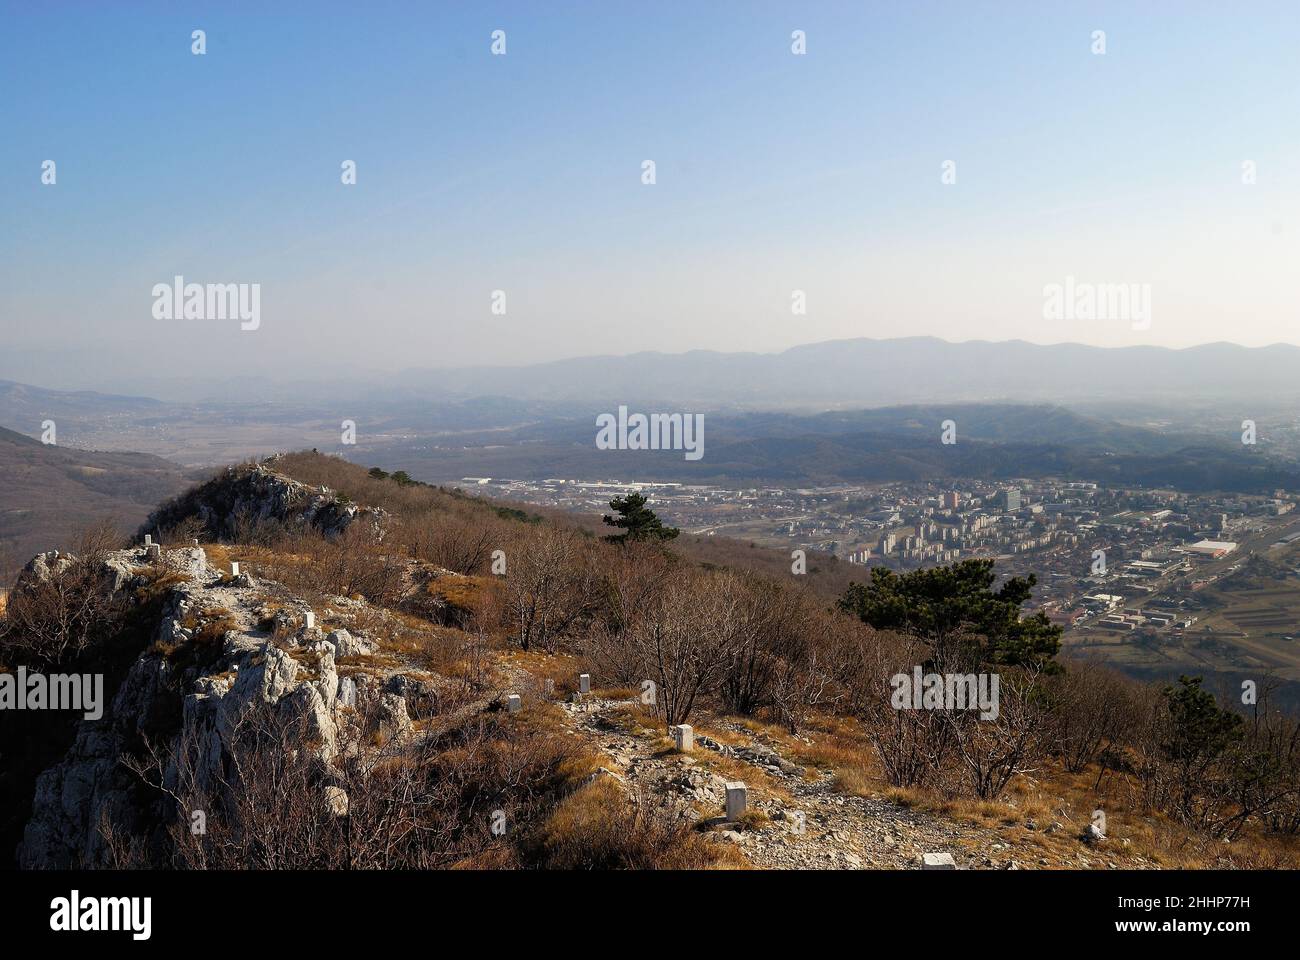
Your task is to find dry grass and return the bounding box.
[132,564,192,605]
[697,750,787,800]
[375,613,469,673]
[875,754,1300,869]
[537,776,746,869]
[1004,760,1300,869]
[735,808,770,831]
[201,542,230,565]
[334,653,399,679]
[505,649,590,697]
[783,713,882,795]
[424,574,495,621]
[428,694,751,869]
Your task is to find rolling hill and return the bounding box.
[0,425,195,579]
[353,403,1300,493]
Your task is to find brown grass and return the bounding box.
[425,574,495,621]
[537,777,745,869]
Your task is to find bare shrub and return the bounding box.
[1237,679,1300,836]
[945,666,1045,800]
[631,567,746,727]
[584,542,677,683]
[400,514,497,575]
[502,525,599,652]
[263,524,406,605]
[154,515,205,547]
[847,631,949,789]
[0,522,128,669]
[1048,657,1142,772]
[121,702,605,869]
[768,607,863,733]
[718,577,810,717]
[229,505,291,548]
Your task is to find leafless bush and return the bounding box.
[844,630,943,788]
[399,514,496,575]
[945,666,1045,800]
[502,525,599,652]
[282,523,407,605]
[584,543,677,683]
[0,522,128,669]
[718,577,811,717]
[229,506,292,547]
[1049,657,1142,772]
[1216,678,1300,839]
[585,621,649,686]
[768,608,862,733]
[119,699,592,869]
[154,515,205,547]
[630,567,746,726]
[340,524,408,602]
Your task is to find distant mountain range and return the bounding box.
[395,337,1300,409]
[8,338,1300,413]
[2,338,1298,508]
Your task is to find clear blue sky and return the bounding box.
[3,1,1299,391]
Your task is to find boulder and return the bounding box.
[323,629,374,659]
[378,692,411,738]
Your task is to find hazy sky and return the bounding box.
[3,1,1300,391]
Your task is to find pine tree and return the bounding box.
[602,492,679,544]
[838,558,1061,670]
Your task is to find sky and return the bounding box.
[3,1,1300,392]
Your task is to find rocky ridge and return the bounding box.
[17,544,432,868]
[140,458,387,543]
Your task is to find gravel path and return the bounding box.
[540,685,1027,870]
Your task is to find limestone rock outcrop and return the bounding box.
[140,460,386,543]
[15,543,416,869]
